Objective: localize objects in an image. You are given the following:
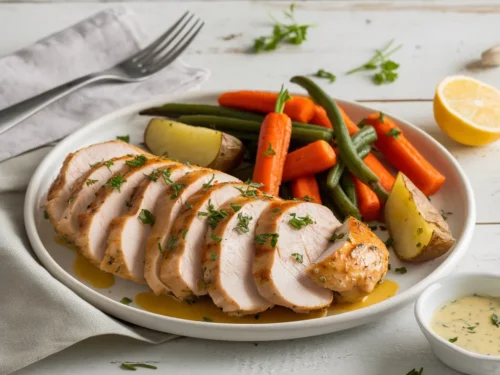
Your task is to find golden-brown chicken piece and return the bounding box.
[306,217,389,303]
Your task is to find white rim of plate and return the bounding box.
[24,91,476,334]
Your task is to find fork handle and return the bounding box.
[0,73,106,136]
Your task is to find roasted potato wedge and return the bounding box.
[144,118,244,172]
[385,172,455,262]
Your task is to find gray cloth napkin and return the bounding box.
[0,6,209,162]
[0,7,210,375]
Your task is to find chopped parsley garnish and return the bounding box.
[448,337,458,343]
[384,237,394,248]
[182,229,188,239]
[263,142,276,156]
[138,209,155,225]
[202,174,215,189]
[386,128,401,139]
[105,174,127,192]
[158,242,164,253]
[185,202,192,210]
[492,313,500,327]
[146,170,159,182]
[43,210,49,219]
[116,135,130,143]
[329,232,345,243]
[199,200,229,229]
[166,236,177,250]
[197,211,208,217]
[234,212,252,234]
[120,297,133,305]
[120,363,157,371]
[379,112,385,122]
[395,267,407,274]
[210,233,222,243]
[102,160,114,170]
[86,179,98,186]
[126,155,148,168]
[230,203,241,212]
[291,253,303,263]
[169,183,185,199]
[203,317,213,322]
[235,186,259,198]
[466,324,478,332]
[319,276,326,283]
[314,69,336,83]
[288,213,314,229]
[406,368,423,375]
[255,233,279,248]
[210,253,218,260]
[253,4,312,53]
[244,179,264,188]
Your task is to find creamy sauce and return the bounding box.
[432,295,500,356]
[54,236,115,289]
[136,280,399,323]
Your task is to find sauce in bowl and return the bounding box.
[432,295,500,356]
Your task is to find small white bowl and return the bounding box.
[415,273,500,375]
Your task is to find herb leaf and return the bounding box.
[138,209,155,225]
[199,200,229,229]
[126,155,148,168]
[234,212,253,234]
[395,266,407,274]
[448,337,458,343]
[288,213,314,229]
[210,233,222,243]
[406,368,424,375]
[235,186,259,198]
[384,237,394,248]
[116,135,130,143]
[182,229,188,239]
[202,174,215,189]
[263,142,277,156]
[386,128,402,139]
[86,179,98,186]
[230,203,241,212]
[244,179,264,188]
[314,69,336,83]
[105,174,127,192]
[329,232,345,243]
[120,297,133,305]
[255,233,279,248]
[158,242,164,253]
[203,316,213,322]
[170,182,185,199]
[104,160,114,170]
[120,363,157,371]
[492,313,500,327]
[210,253,218,260]
[291,252,303,263]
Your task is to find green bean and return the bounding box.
[178,115,333,143]
[330,184,362,220]
[340,172,358,208]
[317,173,343,221]
[290,76,389,201]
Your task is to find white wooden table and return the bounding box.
[4,1,500,374]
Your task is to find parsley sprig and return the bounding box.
[198,199,229,229]
[288,213,314,229]
[253,4,313,53]
[314,69,336,83]
[346,39,402,85]
[105,174,127,192]
[255,233,279,248]
[234,212,253,234]
[126,155,148,168]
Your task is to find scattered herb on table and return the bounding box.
[346,39,402,85]
[138,209,155,225]
[406,368,424,375]
[116,135,130,143]
[395,266,407,274]
[314,69,336,83]
[253,4,313,53]
[120,297,133,305]
[288,213,314,229]
[221,33,242,41]
[121,363,157,371]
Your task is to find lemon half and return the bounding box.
[434,75,500,146]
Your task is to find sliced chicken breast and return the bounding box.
[306,217,389,303]
[76,156,175,266]
[56,155,135,243]
[46,140,144,224]
[253,201,340,312]
[160,182,246,300]
[203,196,274,316]
[145,170,239,296]
[101,164,194,283]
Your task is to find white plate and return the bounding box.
[24,91,476,341]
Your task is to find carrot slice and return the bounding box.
[365,113,445,196]
[353,176,381,221]
[362,153,395,192]
[282,140,337,182]
[290,175,322,204]
[218,91,315,123]
[252,88,293,196]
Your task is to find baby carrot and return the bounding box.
[282,140,337,182]
[218,90,316,123]
[365,112,445,196]
[362,153,395,192]
[291,175,322,204]
[252,87,293,196]
[353,176,381,221]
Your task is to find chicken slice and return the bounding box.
[204,196,274,316]
[101,164,194,283]
[46,140,144,223]
[253,201,340,313]
[75,156,175,266]
[306,217,389,303]
[160,182,247,300]
[145,170,239,296]
[56,155,135,243]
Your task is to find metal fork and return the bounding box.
[0,12,204,136]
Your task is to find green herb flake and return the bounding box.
[116,135,130,143]
[234,212,253,234]
[329,232,345,243]
[230,203,241,212]
[395,267,407,274]
[368,225,378,231]
[182,229,189,239]
[255,233,279,248]
[86,179,98,186]
[235,186,259,198]
[138,209,155,225]
[126,155,148,168]
[120,363,157,371]
[384,237,394,248]
[291,253,303,263]
[386,128,402,139]
[319,276,326,283]
[203,317,213,322]
[169,183,185,199]
[448,337,458,343]
[200,199,229,229]
[104,160,114,170]
[202,174,215,189]
[158,242,164,253]
[210,233,223,243]
[406,368,424,375]
[272,208,281,213]
[440,209,453,220]
[185,202,192,210]
[314,69,336,83]
[416,242,422,248]
[125,201,132,208]
[106,174,127,192]
[166,236,177,250]
[147,170,159,182]
[492,313,500,327]
[288,213,314,230]
[120,297,133,305]
[263,142,277,156]
[90,160,102,168]
[210,252,218,260]
[244,179,264,188]
[43,210,49,219]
